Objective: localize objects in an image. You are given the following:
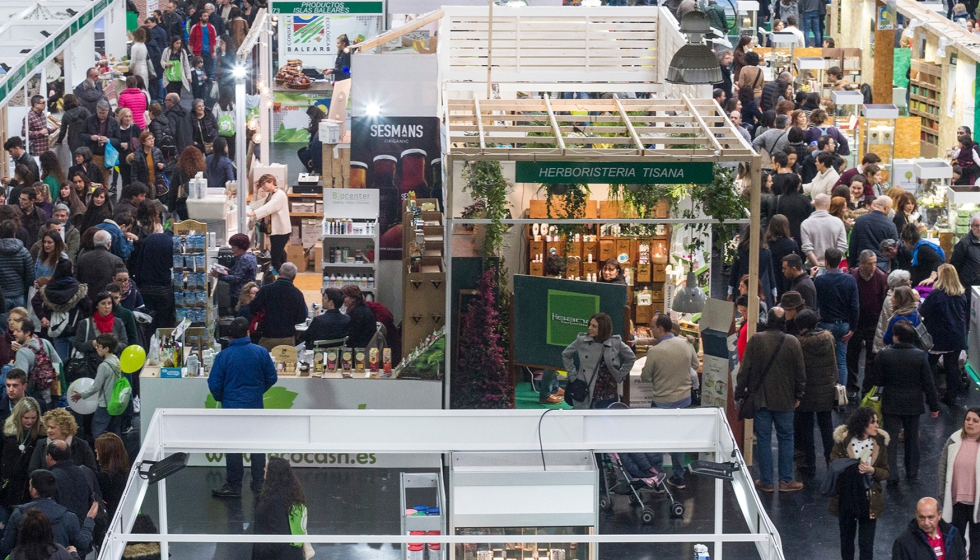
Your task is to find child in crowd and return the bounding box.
[190,56,210,102]
[70,333,123,439]
[952,3,970,22]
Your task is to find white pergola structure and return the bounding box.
[444,96,757,159]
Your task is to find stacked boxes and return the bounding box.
[321,143,351,188]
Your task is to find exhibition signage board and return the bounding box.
[140,374,442,468]
[514,161,714,185]
[512,275,627,369]
[350,116,443,237]
[323,187,380,219]
[270,1,384,14]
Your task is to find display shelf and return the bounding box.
[320,189,380,294]
[862,104,898,184]
[402,198,445,357]
[171,220,216,332]
[290,212,321,217]
[322,262,376,268]
[288,193,323,198]
[909,59,942,158]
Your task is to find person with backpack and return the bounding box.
[10,320,61,408]
[213,87,236,160]
[31,259,89,362]
[70,333,127,439]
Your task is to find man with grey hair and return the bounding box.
[76,229,123,294]
[878,238,911,272]
[72,68,106,113]
[848,195,898,270]
[49,204,80,263]
[846,249,889,396]
[249,262,309,351]
[752,114,791,158]
[951,212,980,304]
[163,92,192,153]
[80,99,120,186]
[729,111,751,143]
[800,193,847,267]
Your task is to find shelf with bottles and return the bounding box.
[170,224,214,328]
[322,273,376,292]
[322,218,379,238]
[454,528,589,560]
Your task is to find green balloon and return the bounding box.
[120,345,147,374]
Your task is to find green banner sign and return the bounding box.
[270,1,384,14]
[515,161,714,185]
[546,290,599,347]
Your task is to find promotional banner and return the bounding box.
[350,116,443,257]
[277,14,381,71]
[512,275,628,369]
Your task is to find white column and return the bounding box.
[70,25,96,90]
[103,0,129,64]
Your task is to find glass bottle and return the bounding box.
[350,162,368,189]
[399,149,429,198]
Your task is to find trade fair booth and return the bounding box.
[103,408,787,560]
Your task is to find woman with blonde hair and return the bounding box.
[27,408,96,473]
[921,263,968,407]
[0,396,43,509]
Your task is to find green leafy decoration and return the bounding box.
[462,161,511,259]
[263,386,299,409]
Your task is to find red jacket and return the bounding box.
[189,22,217,57]
[117,88,147,129]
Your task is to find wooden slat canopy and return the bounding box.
[444,95,756,162]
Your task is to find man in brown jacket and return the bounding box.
[735,307,806,493]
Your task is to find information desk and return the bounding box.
[139,367,443,468]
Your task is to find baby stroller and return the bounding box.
[598,452,685,523]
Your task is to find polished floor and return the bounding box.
[129,378,980,560]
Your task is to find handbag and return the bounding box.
[914,321,934,352]
[834,383,848,409]
[737,334,786,420]
[65,320,99,384]
[165,58,183,83]
[564,357,602,406]
[197,121,213,154]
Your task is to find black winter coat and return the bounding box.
[79,114,121,157]
[252,494,304,560]
[848,211,899,268]
[920,288,968,352]
[874,343,939,416]
[892,519,966,560]
[190,110,218,154]
[951,230,980,288]
[798,329,837,412]
[774,191,814,249]
[768,236,800,299]
[57,106,91,153]
[28,437,97,475]
[163,104,193,153]
[0,433,39,508]
[129,145,166,187]
[0,238,33,299]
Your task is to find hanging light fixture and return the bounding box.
[672,265,706,313]
[666,11,724,85]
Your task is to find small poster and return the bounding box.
[877,6,894,31]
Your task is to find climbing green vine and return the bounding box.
[462,161,511,258]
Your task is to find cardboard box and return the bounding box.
[308,242,323,271]
[291,225,302,245]
[287,244,308,271]
[291,202,316,213]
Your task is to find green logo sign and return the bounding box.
[515,161,714,185]
[546,290,599,346]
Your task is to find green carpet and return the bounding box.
[515,381,572,410]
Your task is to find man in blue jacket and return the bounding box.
[208,317,277,498]
[0,470,97,559]
[813,247,860,388]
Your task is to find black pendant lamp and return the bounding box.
[666,11,724,85]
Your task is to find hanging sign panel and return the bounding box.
[271,1,384,14]
[277,13,382,70]
[515,161,714,184]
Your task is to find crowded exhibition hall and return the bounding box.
[4,0,980,558]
